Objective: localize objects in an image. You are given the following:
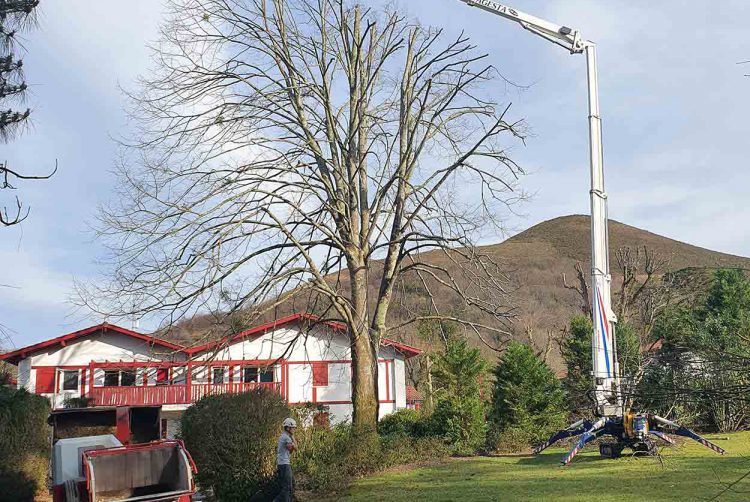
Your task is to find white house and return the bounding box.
[1,313,421,431]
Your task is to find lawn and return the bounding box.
[314,432,750,502]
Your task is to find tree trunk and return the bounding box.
[349,259,379,430]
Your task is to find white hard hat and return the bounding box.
[283,417,297,428]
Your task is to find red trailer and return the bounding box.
[49,406,197,502]
[52,439,196,502]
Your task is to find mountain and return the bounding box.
[169,215,750,370]
[479,215,750,366]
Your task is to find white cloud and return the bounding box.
[0,250,74,309]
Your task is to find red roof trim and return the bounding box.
[0,323,185,365]
[187,312,422,358]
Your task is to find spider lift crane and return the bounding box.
[457,0,726,464]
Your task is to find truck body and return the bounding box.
[49,407,197,502]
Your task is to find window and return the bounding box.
[103,370,120,387]
[62,370,79,391]
[243,367,258,383]
[121,370,137,387]
[312,363,328,387]
[259,368,274,383]
[212,367,225,385]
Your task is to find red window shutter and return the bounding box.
[156,368,169,384]
[35,368,56,394]
[312,363,328,387]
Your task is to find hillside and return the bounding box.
[169,215,750,370]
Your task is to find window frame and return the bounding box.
[103,370,120,387]
[242,367,259,384]
[259,367,274,383]
[120,370,137,387]
[61,370,80,392]
[212,367,226,385]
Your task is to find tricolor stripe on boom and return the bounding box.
[595,287,611,378]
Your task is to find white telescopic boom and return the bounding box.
[457,0,621,415]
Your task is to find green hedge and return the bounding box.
[180,388,290,502]
[0,387,51,502]
[295,423,449,494]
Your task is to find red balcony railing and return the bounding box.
[87,382,282,407]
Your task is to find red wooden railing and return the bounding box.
[87,382,282,407]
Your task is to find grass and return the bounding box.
[311,432,750,502]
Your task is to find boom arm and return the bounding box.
[458,1,587,53]
[458,0,621,415]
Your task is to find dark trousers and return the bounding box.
[273,464,294,502]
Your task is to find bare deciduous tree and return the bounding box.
[615,245,670,327]
[562,261,591,316]
[79,0,525,428]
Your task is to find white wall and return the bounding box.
[18,357,32,392]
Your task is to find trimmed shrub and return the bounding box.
[378,408,421,437]
[294,423,449,494]
[0,387,51,502]
[488,342,567,451]
[485,427,535,454]
[429,395,486,455]
[180,388,290,502]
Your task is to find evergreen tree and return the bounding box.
[1,0,52,227]
[490,342,566,444]
[430,337,488,453]
[560,315,640,414]
[560,315,592,414]
[643,268,750,431]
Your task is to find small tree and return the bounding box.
[559,315,592,415]
[489,342,566,446]
[430,337,488,452]
[181,389,290,501]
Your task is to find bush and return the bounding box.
[63,396,93,408]
[180,388,290,502]
[294,423,449,494]
[378,408,421,437]
[485,427,535,454]
[488,342,567,450]
[0,387,51,502]
[429,396,486,455]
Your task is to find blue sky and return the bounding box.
[2,0,749,347]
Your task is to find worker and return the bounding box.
[274,417,298,502]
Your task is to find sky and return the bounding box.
[1,0,749,348]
